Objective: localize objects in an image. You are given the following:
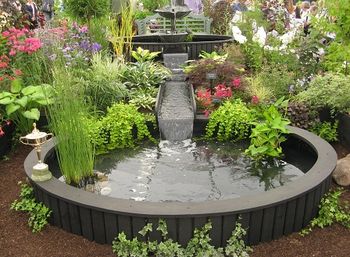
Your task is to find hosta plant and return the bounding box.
[0,79,53,133]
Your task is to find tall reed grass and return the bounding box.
[108,6,135,58]
[47,64,95,184]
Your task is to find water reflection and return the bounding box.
[94,139,306,202]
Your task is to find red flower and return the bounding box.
[232,77,241,89]
[251,95,260,104]
[214,84,232,98]
[0,76,3,81]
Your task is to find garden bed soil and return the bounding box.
[0,143,349,257]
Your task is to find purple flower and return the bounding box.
[80,40,90,51]
[91,43,101,53]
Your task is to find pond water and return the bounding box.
[93,139,306,202]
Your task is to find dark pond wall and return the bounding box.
[132,34,233,60]
[338,114,350,149]
[24,126,337,247]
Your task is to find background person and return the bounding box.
[24,0,38,29]
[42,0,54,23]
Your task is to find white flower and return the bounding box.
[264,45,277,51]
[231,11,243,24]
[231,26,247,44]
[317,48,325,56]
[279,31,296,46]
[252,26,266,47]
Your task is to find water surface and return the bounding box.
[94,140,306,202]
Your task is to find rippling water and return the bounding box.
[94,139,306,202]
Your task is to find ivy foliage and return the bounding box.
[10,182,52,233]
[86,103,155,154]
[205,99,253,142]
[112,219,252,257]
[301,188,350,236]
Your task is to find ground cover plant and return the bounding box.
[112,219,252,257]
[10,181,51,233]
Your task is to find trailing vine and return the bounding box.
[112,219,252,257]
[301,188,350,236]
[10,181,52,233]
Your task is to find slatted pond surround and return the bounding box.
[24,126,336,246]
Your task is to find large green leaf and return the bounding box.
[6,103,21,116]
[22,108,40,120]
[0,97,14,105]
[0,92,12,99]
[15,96,28,108]
[21,86,38,96]
[35,98,53,105]
[10,79,22,93]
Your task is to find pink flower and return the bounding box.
[232,77,241,89]
[2,31,10,37]
[9,49,16,56]
[0,127,4,137]
[0,76,4,81]
[5,120,12,126]
[79,26,88,33]
[251,95,259,104]
[204,110,211,117]
[14,69,22,76]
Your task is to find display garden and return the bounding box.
[0,0,350,257]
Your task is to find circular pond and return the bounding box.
[24,126,337,246]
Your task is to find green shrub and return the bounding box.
[257,67,295,99]
[64,0,109,22]
[119,61,170,90]
[87,103,154,154]
[296,73,350,114]
[140,0,169,12]
[82,54,129,112]
[206,99,253,142]
[310,121,339,142]
[11,182,51,233]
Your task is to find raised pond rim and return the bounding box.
[24,126,336,217]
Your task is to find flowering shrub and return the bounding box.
[0,1,25,30]
[196,82,236,116]
[2,28,41,56]
[0,28,42,89]
[46,22,102,67]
